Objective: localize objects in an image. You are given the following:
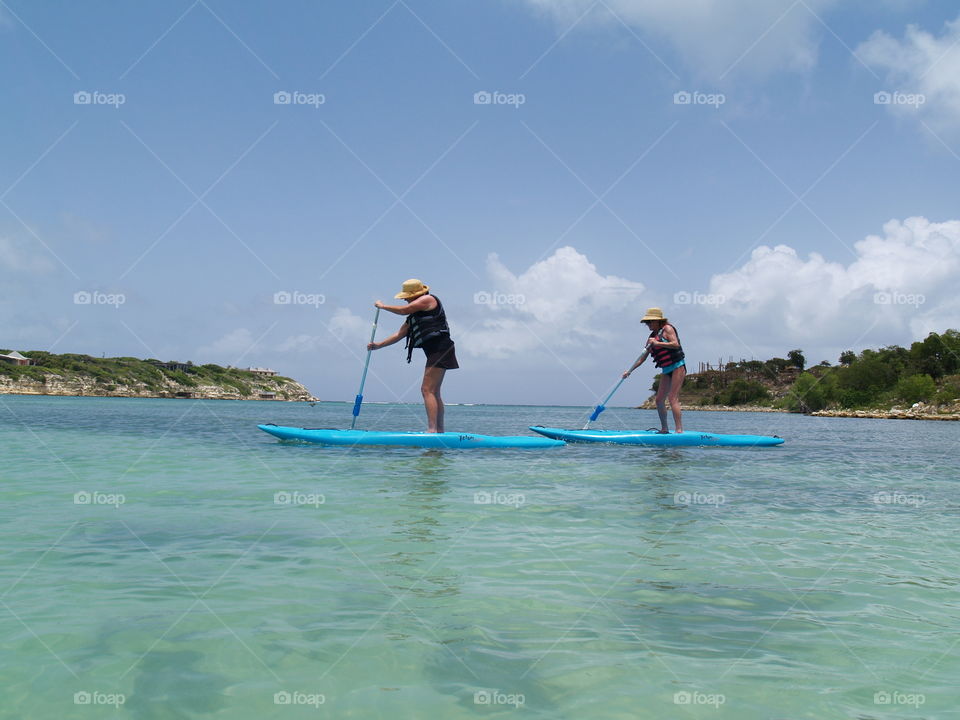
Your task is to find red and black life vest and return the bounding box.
[405,295,450,362]
[648,324,684,368]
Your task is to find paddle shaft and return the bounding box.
[584,377,627,429]
[351,307,381,429]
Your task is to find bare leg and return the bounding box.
[655,374,672,433]
[668,365,686,433]
[422,367,447,433]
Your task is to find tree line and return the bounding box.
[783,330,960,412]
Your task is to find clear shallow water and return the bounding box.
[1,396,958,719]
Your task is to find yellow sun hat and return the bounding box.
[394,279,430,299]
[641,307,666,322]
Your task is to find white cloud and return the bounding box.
[195,328,256,363]
[858,16,960,130]
[276,309,370,354]
[706,217,960,354]
[521,0,838,79]
[459,246,645,359]
[0,236,55,275]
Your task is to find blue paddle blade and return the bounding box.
[589,404,605,421]
[352,394,363,417]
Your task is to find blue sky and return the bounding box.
[2,0,959,405]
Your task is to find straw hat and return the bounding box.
[394,279,430,299]
[641,307,666,322]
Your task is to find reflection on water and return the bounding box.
[386,451,460,602]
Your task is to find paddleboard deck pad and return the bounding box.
[530,426,784,447]
[259,424,566,448]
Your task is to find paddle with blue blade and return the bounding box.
[351,307,381,429]
[583,377,626,429]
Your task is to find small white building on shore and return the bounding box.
[0,351,33,366]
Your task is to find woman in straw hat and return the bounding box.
[368,279,459,433]
[621,307,686,433]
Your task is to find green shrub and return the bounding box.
[783,372,829,412]
[716,379,770,406]
[896,374,936,404]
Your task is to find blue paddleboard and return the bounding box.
[259,424,566,449]
[530,426,784,447]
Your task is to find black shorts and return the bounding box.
[422,336,459,369]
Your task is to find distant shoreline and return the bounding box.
[639,403,960,421]
[0,391,313,402]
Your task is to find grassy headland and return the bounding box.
[0,351,316,401]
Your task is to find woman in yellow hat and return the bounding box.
[621,307,685,433]
[367,279,459,433]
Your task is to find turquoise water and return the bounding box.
[1,396,958,719]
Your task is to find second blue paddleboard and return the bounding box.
[530,426,784,447]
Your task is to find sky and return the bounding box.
[1,0,959,405]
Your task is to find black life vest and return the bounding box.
[405,295,450,363]
[648,324,684,368]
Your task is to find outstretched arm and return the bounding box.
[368,322,408,350]
[622,346,651,378]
